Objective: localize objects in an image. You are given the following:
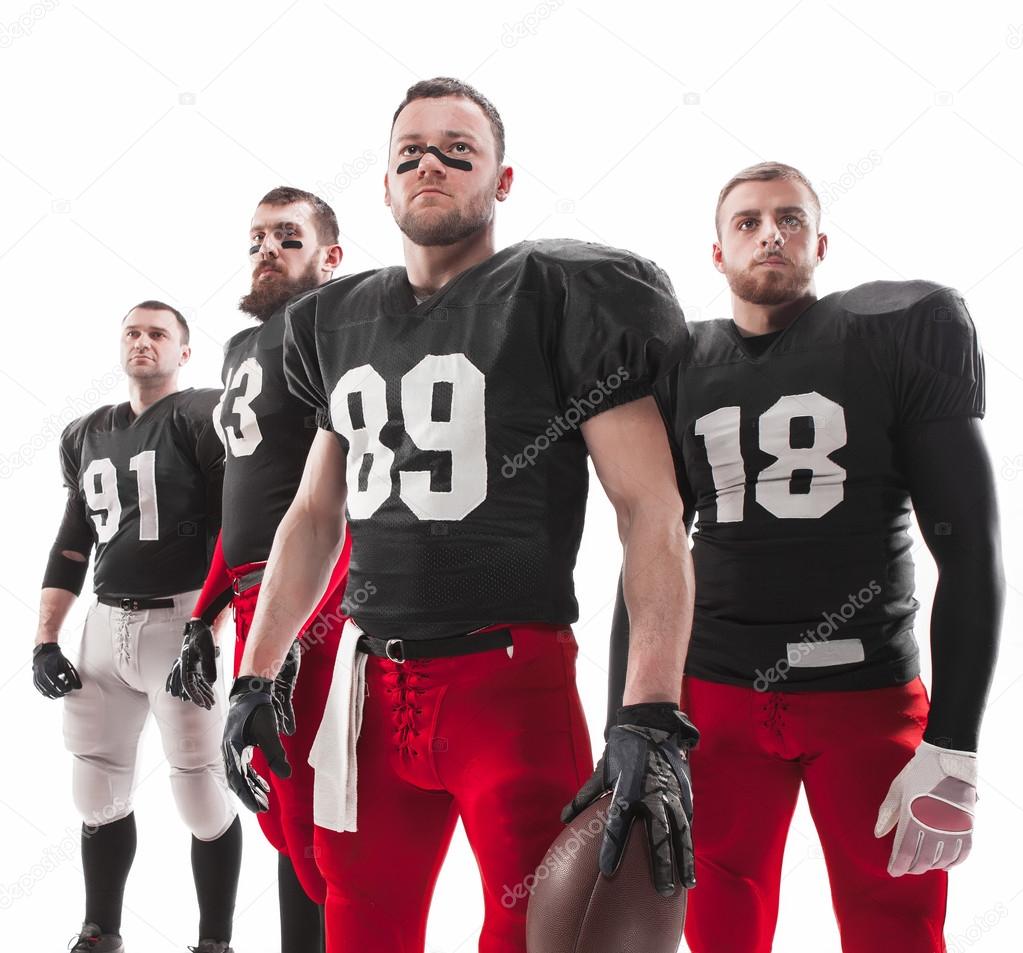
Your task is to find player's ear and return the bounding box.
[383,171,392,208]
[816,232,828,264]
[323,243,343,272]
[711,241,725,274]
[179,345,191,367]
[496,165,513,202]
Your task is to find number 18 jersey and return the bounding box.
[284,240,688,638]
[660,281,984,691]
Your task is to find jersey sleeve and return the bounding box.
[556,252,688,421]
[58,419,84,492]
[181,390,227,537]
[284,291,333,431]
[893,286,985,425]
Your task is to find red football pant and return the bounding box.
[683,676,947,953]
[314,624,593,953]
[229,560,348,905]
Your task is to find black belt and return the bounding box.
[357,627,513,663]
[98,595,175,611]
[232,568,266,594]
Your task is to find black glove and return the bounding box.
[32,643,82,699]
[166,620,220,709]
[271,640,301,736]
[562,702,699,896]
[222,675,292,813]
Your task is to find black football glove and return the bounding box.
[562,702,699,896]
[271,640,301,737]
[32,643,82,699]
[222,675,292,813]
[166,620,220,709]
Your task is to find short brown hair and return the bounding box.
[391,77,506,162]
[715,162,821,237]
[124,300,189,344]
[256,186,340,246]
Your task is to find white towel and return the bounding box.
[308,619,368,832]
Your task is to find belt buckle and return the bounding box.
[385,639,406,664]
[119,598,138,612]
[231,578,242,595]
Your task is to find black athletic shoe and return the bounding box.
[67,922,124,952]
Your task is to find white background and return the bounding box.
[1,1,1021,950]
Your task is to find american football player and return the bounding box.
[609,162,1004,952]
[166,187,349,953]
[35,302,239,953]
[222,78,698,952]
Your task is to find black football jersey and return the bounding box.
[284,240,687,638]
[213,308,321,566]
[659,281,984,691]
[59,389,224,598]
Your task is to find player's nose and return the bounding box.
[418,149,446,176]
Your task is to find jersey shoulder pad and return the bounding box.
[520,238,663,280]
[224,323,260,359]
[687,319,738,365]
[841,279,950,318]
[845,280,976,376]
[173,386,221,420]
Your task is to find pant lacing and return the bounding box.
[383,666,430,757]
[761,692,789,736]
[116,608,132,665]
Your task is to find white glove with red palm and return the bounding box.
[874,741,977,877]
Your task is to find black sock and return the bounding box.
[82,813,137,935]
[278,853,324,953]
[191,815,242,942]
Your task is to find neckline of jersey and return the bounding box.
[120,387,192,426]
[397,244,521,315]
[726,294,831,362]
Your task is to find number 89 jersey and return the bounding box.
[284,240,687,639]
[661,280,984,691]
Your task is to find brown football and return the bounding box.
[526,794,687,953]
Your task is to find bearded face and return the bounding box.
[394,179,495,247]
[239,257,323,322]
[722,249,817,307]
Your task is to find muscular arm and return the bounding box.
[237,429,348,680]
[582,395,692,705]
[900,416,1004,751]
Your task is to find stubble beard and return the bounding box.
[396,187,494,247]
[725,257,816,306]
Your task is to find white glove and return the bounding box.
[874,741,977,877]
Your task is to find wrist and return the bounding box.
[616,702,700,746]
[231,674,274,697]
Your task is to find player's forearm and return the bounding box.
[238,499,346,679]
[619,500,693,706]
[925,542,1004,752]
[36,587,78,645]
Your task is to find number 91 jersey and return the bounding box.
[58,389,224,598]
[661,280,984,692]
[284,240,687,639]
